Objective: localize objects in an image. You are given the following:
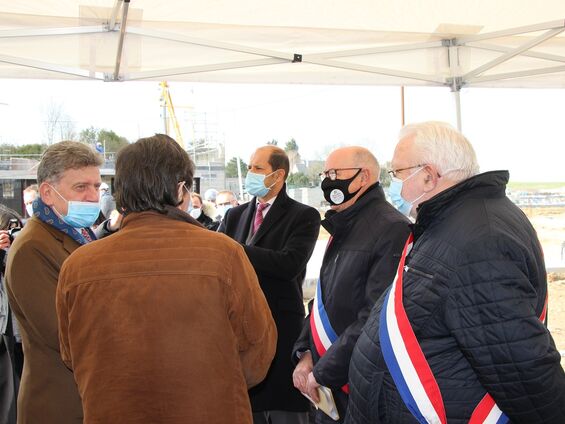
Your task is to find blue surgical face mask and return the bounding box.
[49,184,101,228]
[388,167,425,217]
[245,171,277,198]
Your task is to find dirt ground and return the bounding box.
[526,207,565,354]
[548,277,565,353]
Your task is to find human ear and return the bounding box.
[39,182,54,206]
[422,166,439,191]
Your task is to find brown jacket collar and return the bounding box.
[121,206,204,229]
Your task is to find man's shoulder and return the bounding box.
[224,201,250,222]
[280,194,319,216]
[10,218,61,254]
[360,195,410,225]
[232,201,252,213]
[63,217,248,283]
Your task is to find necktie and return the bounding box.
[80,228,93,243]
[253,202,269,234]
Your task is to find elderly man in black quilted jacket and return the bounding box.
[345,121,565,424]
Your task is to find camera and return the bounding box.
[8,218,22,242]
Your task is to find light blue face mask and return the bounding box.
[388,167,425,217]
[49,184,101,228]
[245,171,277,198]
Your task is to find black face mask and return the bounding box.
[321,169,362,206]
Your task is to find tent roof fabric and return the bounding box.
[1,0,565,88]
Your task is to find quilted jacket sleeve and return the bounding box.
[445,236,565,424]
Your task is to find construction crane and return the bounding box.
[159,81,185,149]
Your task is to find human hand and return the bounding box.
[292,351,313,394]
[306,371,321,403]
[0,230,11,249]
[107,210,123,232]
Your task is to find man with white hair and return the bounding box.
[204,188,218,205]
[345,121,565,424]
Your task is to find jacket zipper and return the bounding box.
[404,265,433,279]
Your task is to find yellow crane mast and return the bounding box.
[159,81,185,149]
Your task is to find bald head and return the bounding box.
[325,146,380,184]
[323,146,381,211]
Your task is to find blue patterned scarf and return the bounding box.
[32,196,96,246]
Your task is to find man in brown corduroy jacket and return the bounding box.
[56,134,277,424]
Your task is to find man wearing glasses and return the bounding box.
[345,122,565,424]
[292,146,410,423]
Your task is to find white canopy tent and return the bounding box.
[1,0,565,129]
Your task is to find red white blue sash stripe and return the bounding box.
[310,278,349,393]
[380,234,547,423]
[311,278,338,356]
[379,234,447,424]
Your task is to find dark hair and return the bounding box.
[114,134,195,213]
[37,141,103,184]
[267,147,290,180]
[0,204,22,230]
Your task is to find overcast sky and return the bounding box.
[0,79,563,182]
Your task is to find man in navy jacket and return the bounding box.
[346,121,565,424]
[292,147,410,423]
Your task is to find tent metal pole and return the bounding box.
[0,53,104,79]
[468,64,565,85]
[464,27,565,80]
[109,0,123,31]
[400,86,405,127]
[0,26,107,38]
[125,58,287,81]
[304,57,445,84]
[127,27,296,61]
[113,0,130,81]
[468,42,565,64]
[453,90,462,132]
[309,40,444,59]
[456,19,565,43]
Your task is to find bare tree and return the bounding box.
[42,99,63,145]
[42,99,76,144]
[58,114,77,141]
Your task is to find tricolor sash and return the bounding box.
[310,278,349,394]
[379,234,547,424]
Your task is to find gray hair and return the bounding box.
[37,141,103,184]
[398,121,479,182]
[23,184,38,195]
[218,190,237,201]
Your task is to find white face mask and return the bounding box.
[25,203,34,217]
[190,208,202,220]
[216,204,233,219]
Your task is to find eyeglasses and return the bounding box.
[319,168,361,181]
[387,164,426,179]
